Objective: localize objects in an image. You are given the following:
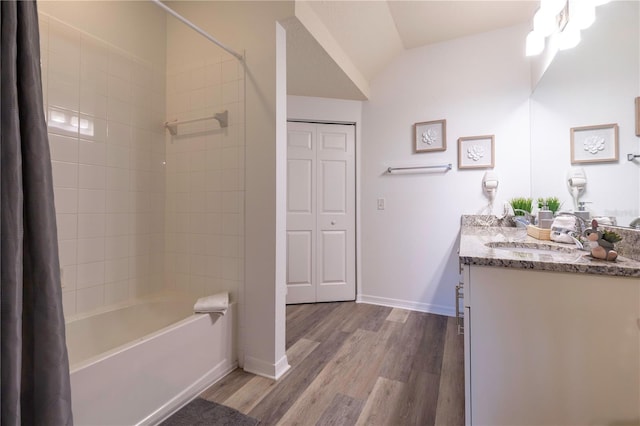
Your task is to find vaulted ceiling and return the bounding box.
[286,0,539,100]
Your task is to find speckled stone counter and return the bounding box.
[459,217,640,278]
[601,225,640,260]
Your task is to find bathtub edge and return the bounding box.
[139,359,238,426]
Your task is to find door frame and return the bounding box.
[286,118,360,302]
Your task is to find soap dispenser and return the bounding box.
[575,201,591,221]
[537,202,554,229]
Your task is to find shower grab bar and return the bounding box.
[165,110,228,136]
[150,0,243,61]
[386,163,452,173]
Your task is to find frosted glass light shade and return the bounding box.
[571,0,596,30]
[534,8,558,37]
[526,31,545,56]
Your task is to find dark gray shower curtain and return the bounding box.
[1,1,73,425]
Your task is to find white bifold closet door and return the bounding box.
[286,121,355,304]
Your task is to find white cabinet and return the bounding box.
[462,265,640,426]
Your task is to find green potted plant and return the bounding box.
[510,197,533,216]
[537,196,561,214]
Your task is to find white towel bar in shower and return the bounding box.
[165,110,228,136]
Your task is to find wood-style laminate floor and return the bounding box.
[200,302,465,426]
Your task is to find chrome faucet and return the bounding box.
[556,212,589,249]
[567,234,584,250]
[512,209,533,226]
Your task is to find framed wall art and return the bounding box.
[570,123,619,164]
[414,119,446,153]
[458,135,495,169]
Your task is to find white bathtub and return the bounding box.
[66,297,237,425]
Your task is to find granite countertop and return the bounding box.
[459,224,640,278]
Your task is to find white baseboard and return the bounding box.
[357,294,455,317]
[142,359,238,425]
[244,354,291,380]
[274,354,291,379]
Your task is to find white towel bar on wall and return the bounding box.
[386,163,452,173]
[165,110,228,136]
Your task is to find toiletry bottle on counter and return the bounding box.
[537,203,554,229]
[575,201,591,221]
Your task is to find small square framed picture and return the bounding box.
[414,119,446,153]
[458,135,495,169]
[570,123,619,164]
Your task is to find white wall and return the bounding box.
[164,7,246,304]
[288,95,363,124]
[360,24,532,315]
[38,1,166,66]
[275,22,290,377]
[166,1,295,379]
[39,4,167,318]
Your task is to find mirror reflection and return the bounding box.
[530,1,639,228]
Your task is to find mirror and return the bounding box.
[530,1,639,228]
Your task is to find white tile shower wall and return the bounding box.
[40,15,166,317]
[165,56,245,301]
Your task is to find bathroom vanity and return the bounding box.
[458,218,640,425]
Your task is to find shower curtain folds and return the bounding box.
[1,1,74,424]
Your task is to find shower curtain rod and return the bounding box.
[150,0,243,61]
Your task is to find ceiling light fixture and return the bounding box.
[571,0,596,30]
[525,0,607,57]
[526,30,545,56]
[533,7,557,37]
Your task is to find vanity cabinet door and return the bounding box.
[468,266,640,426]
[460,265,472,426]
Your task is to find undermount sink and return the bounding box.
[485,241,580,256]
